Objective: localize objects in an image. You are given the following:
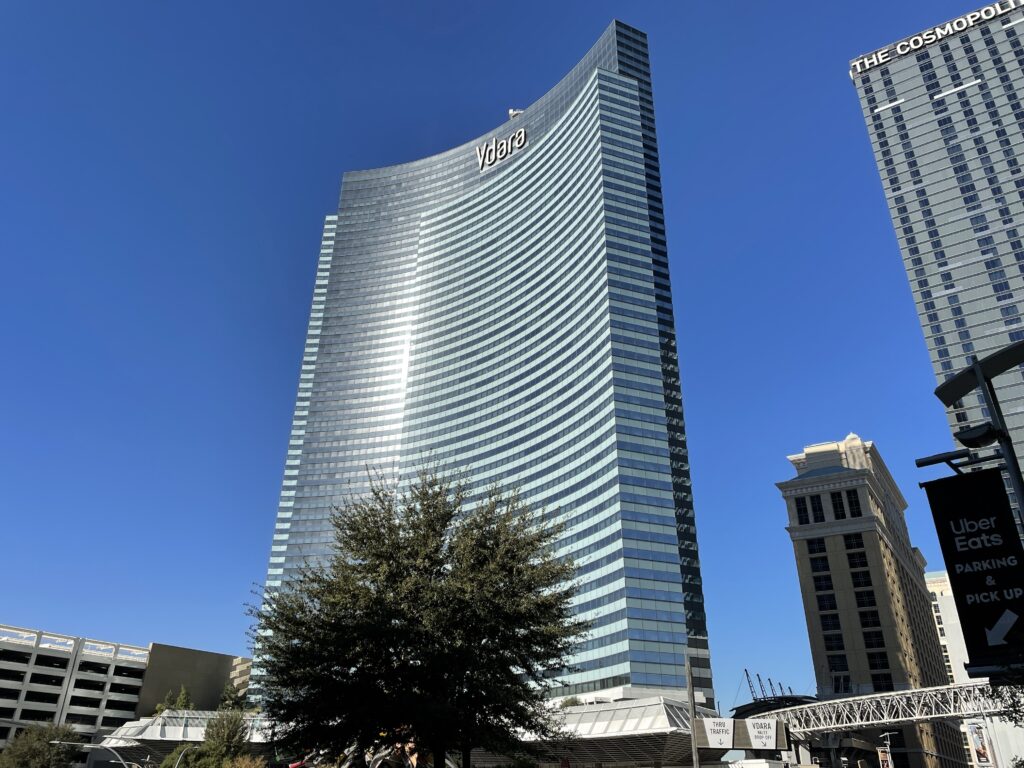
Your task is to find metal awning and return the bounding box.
[99,699,724,767]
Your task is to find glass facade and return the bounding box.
[852,6,1024,497]
[264,21,713,705]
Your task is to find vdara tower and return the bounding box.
[264,21,714,705]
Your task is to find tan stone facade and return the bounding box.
[229,655,250,697]
[778,434,966,768]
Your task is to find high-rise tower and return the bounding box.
[851,3,1024,487]
[778,435,965,768]
[262,21,713,705]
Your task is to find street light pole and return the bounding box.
[970,357,1024,514]
[933,341,1024,524]
[685,655,700,768]
[879,731,898,767]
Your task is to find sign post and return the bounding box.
[923,467,1024,673]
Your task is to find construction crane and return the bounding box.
[744,669,759,701]
[756,673,769,698]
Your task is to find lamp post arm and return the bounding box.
[98,745,135,768]
[172,744,198,768]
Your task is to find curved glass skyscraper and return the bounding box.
[264,20,714,706]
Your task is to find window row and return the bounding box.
[794,489,864,524]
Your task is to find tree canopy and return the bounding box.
[219,681,248,711]
[253,469,587,768]
[992,684,1024,725]
[0,723,80,768]
[156,684,195,715]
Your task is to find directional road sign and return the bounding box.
[694,718,785,751]
[923,467,1024,670]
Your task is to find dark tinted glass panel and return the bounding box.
[864,631,885,649]
[852,571,873,588]
[810,495,825,522]
[847,489,863,517]
[796,497,810,525]
[831,491,847,519]
[827,654,849,672]
[806,538,826,554]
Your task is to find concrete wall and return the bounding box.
[136,643,235,716]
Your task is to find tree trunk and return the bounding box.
[462,746,472,768]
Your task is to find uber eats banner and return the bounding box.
[923,467,1024,668]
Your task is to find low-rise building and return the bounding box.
[0,623,248,762]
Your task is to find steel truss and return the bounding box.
[764,683,1002,736]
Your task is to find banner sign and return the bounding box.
[923,467,1024,668]
[968,722,994,766]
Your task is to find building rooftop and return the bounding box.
[0,623,149,663]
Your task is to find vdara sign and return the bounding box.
[850,0,1023,77]
[476,128,527,171]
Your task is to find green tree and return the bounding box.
[174,684,195,710]
[219,681,247,711]
[199,708,248,767]
[158,744,199,768]
[253,469,586,768]
[155,684,194,716]
[993,684,1024,726]
[155,688,177,715]
[158,710,250,768]
[0,723,81,768]
[224,756,266,768]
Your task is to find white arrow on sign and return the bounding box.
[985,609,1018,646]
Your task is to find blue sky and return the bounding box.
[0,1,978,711]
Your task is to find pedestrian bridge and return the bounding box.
[762,682,1004,737]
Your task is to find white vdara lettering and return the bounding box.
[850,0,1021,78]
[475,128,527,171]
